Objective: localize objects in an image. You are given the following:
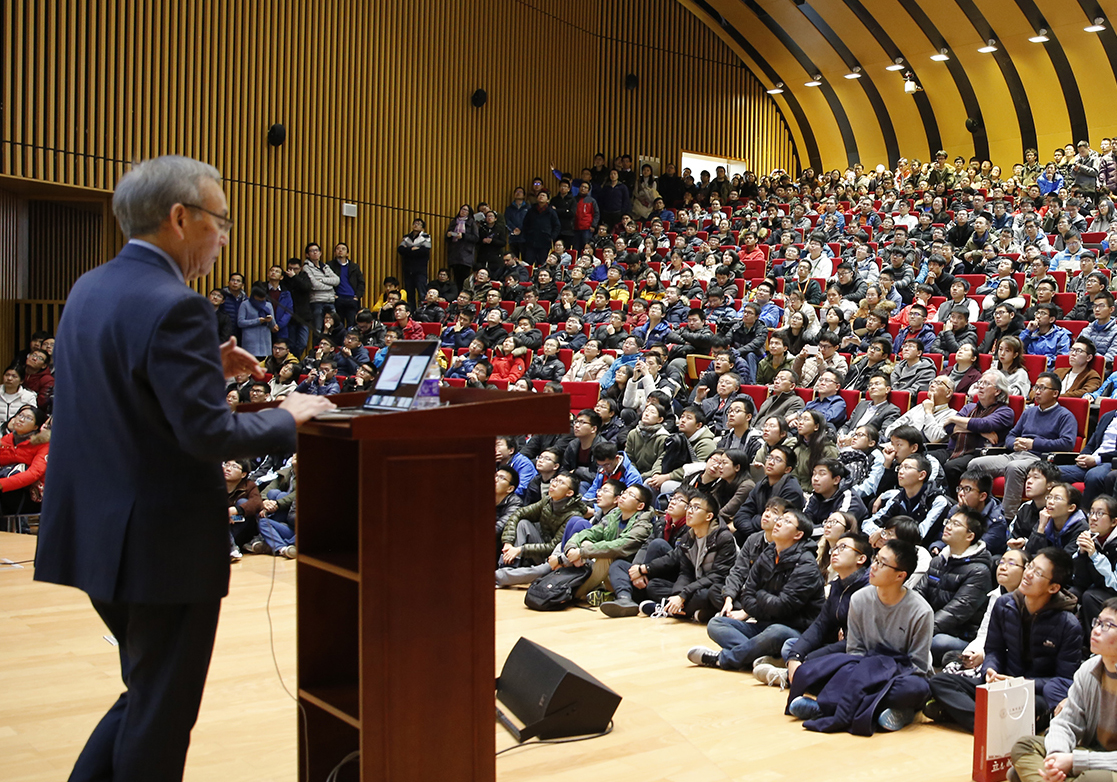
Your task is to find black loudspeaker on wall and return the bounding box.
[496,638,621,742]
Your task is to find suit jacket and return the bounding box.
[839,400,901,437]
[1054,367,1103,398]
[35,242,296,604]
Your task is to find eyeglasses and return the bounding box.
[182,203,234,233]
[686,503,709,512]
[831,544,852,554]
[1023,562,1051,580]
[1033,384,1057,393]
[872,554,899,571]
[823,518,847,528]
[1093,617,1117,633]
[1090,509,1112,519]
[943,518,967,529]
[998,559,1025,570]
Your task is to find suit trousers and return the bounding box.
[70,597,222,782]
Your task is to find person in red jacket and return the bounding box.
[0,404,49,515]
[393,302,425,341]
[22,349,54,410]
[572,181,600,252]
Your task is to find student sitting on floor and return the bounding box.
[754,531,873,690]
[926,547,1081,733]
[687,508,824,672]
[786,539,933,734]
[599,491,734,620]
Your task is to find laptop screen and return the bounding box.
[362,340,439,411]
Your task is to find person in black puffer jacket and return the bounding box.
[524,337,566,382]
[915,508,995,666]
[689,509,825,671]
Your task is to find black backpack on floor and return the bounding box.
[524,564,593,611]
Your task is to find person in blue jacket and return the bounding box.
[926,547,1081,731]
[582,441,643,504]
[495,436,537,498]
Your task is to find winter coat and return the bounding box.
[0,428,49,493]
[915,541,995,640]
[625,424,669,478]
[445,217,480,268]
[524,355,566,382]
[304,262,340,304]
[502,495,590,561]
[734,473,804,538]
[788,567,871,661]
[495,492,523,538]
[742,538,825,630]
[802,484,868,530]
[644,522,737,600]
[983,590,1082,691]
[567,507,652,562]
[522,204,561,251]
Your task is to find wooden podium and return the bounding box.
[292,387,569,781]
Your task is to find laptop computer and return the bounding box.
[313,339,440,419]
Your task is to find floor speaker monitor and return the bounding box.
[495,637,621,742]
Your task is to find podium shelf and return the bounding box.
[299,552,359,582]
[300,685,359,729]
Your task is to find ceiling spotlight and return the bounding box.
[1029,28,1049,43]
[804,74,822,87]
[978,39,998,53]
[766,82,784,94]
[903,71,922,94]
[885,58,905,72]
[930,48,950,61]
[844,66,862,80]
[1085,18,1106,33]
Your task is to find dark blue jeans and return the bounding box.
[706,618,799,670]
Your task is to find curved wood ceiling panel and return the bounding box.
[680,0,1117,174]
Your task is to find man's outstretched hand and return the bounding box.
[220,337,265,380]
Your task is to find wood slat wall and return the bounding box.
[0,191,19,362]
[0,0,797,304]
[26,202,102,300]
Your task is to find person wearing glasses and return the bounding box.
[755,532,873,690]
[927,547,1080,733]
[786,539,933,733]
[733,445,804,540]
[914,509,996,666]
[941,469,1010,556]
[1009,596,1117,782]
[600,491,732,620]
[1080,291,1117,366]
[34,156,333,781]
[688,509,824,670]
[970,372,1078,522]
[863,453,953,544]
[1072,496,1117,633]
[1058,338,1104,399]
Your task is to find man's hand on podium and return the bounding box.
[279,393,336,424]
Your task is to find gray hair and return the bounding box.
[979,369,1010,403]
[112,155,222,237]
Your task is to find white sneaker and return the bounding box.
[230,546,243,562]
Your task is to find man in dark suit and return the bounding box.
[836,373,902,445]
[34,155,334,781]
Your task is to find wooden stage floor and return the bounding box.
[0,532,973,781]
